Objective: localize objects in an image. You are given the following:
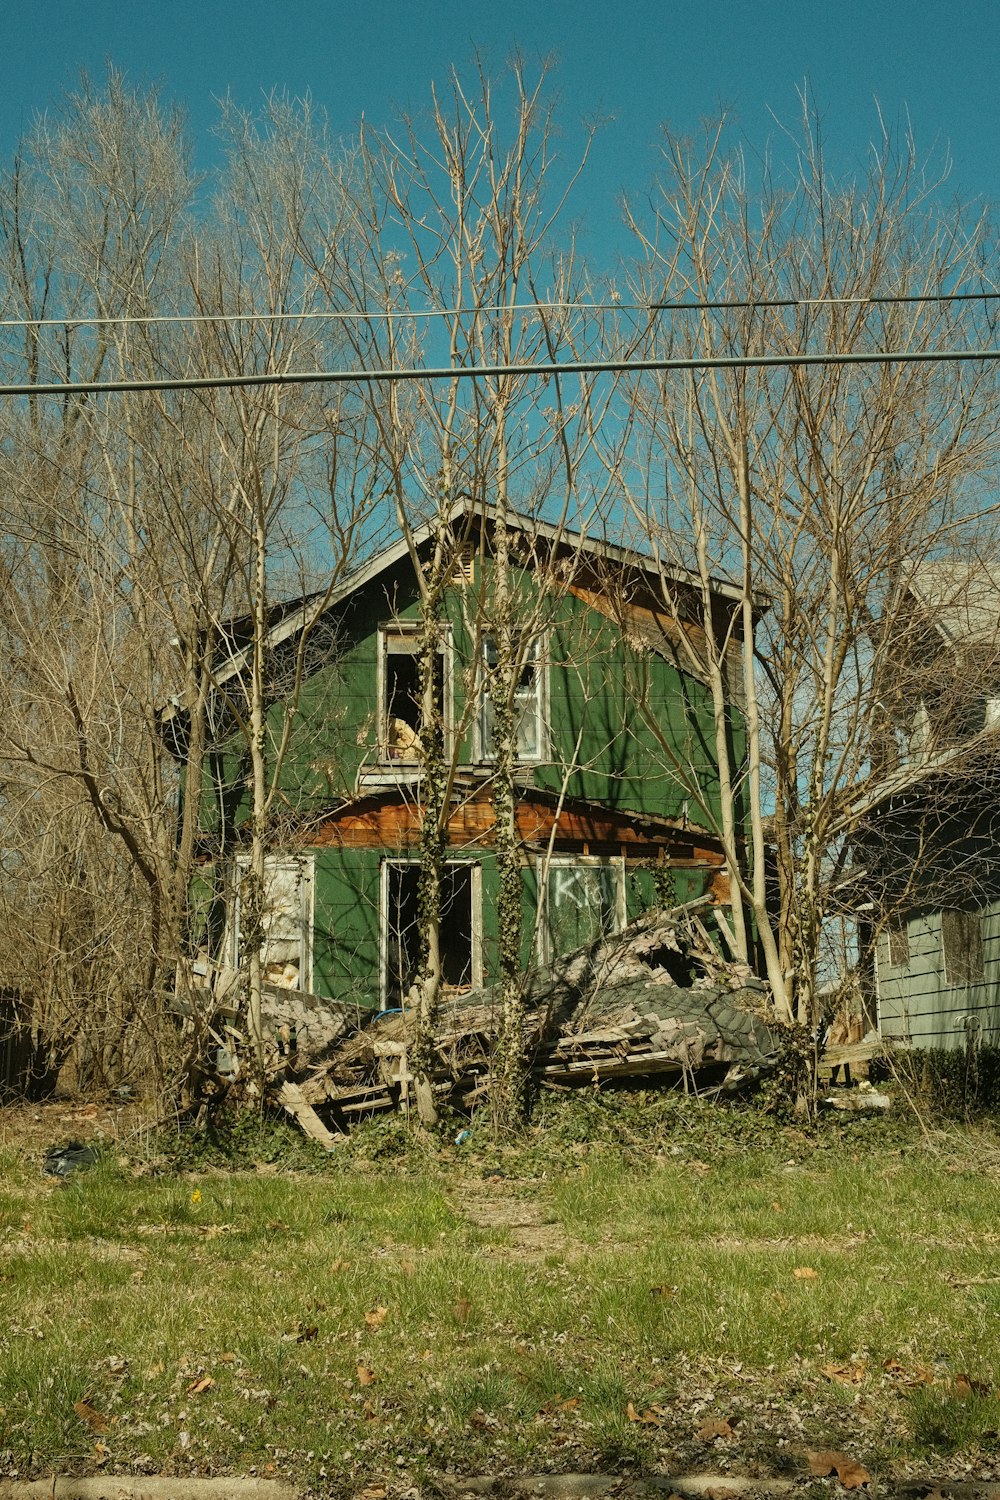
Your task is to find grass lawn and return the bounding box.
[2,1091,1000,1493]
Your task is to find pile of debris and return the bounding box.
[266,902,780,1140]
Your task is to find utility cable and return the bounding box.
[1,344,999,399]
[0,287,996,332]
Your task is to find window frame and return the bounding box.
[376,621,453,766]
[229,853,315,992]
[477,627,548,764]
[535,854,627,966]
[379,857,483,1010]
[941,907,985,987]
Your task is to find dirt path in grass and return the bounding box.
[452,1177,570,1257]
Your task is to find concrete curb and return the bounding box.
[439,1477,1000,1500]
[0,1481,298,1500]
[4,1475,1000,1500]
[439,1477,795,1498]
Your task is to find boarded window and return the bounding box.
[480,632,545,761]
[232,855,313,991]
[382,861,480,1008]
[538,858,625,964]
[888,918,910,969]
[941,908,984,986]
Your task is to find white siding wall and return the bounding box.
[876,903,1000,1049]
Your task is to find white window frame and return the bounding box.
[535,855,626,966]
[376,621,453,765]
[379,858,482,1010]
[229,853,315,992]
[478,628,548,764]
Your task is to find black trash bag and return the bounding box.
[42,1140,100,1179]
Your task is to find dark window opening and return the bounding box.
[942,908,984,986]
[384,862,475,1007]
[381,632,445,761]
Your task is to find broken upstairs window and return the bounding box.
[379,625,448,762]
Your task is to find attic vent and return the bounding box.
[456,544,475,585]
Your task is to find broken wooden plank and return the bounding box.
[277,1081,343,1150]
[821,1038,886,1068]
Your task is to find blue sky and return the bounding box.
[3,0,998,279]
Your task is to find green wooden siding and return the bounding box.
[201,558,732,833]
[305,844,691,1010]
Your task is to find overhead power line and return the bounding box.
[2,344,1000,399]
[0,301,625,330]
[651,291,1000,312]
[0,287,996,332]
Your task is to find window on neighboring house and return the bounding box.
[941,907,984,986]
[381,860,481,1008]
[888,917,910,969]
[231,854,314,991]
[378,624,449,763]
[480,631,546,761]
[537,857,626,965]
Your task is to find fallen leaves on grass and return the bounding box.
[329,1258,351,1273]
[806,1450,871,1488]
[953,1372,992,1399]
[539,1396,581,1416]
[186,1376,215,1395]
[364,1306,388,1330]
[73,1397,109,1433]
[357,1365,376,1386]
[697,1415,736,1441]
[453,1296,472,1322]
[793,1266,819,1280]
[649,1284,676,1299]
[883,1357,934,1386]
[626,1401,669,1426]
[295,1324,319,1344]
[821,1361,866,1386]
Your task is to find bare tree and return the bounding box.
[611,105,1000,1032]
[0,77,374,1092]
[306,60,614,1127]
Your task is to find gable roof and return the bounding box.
[204,497,754,693]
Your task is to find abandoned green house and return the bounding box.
[162,501,748,1034]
